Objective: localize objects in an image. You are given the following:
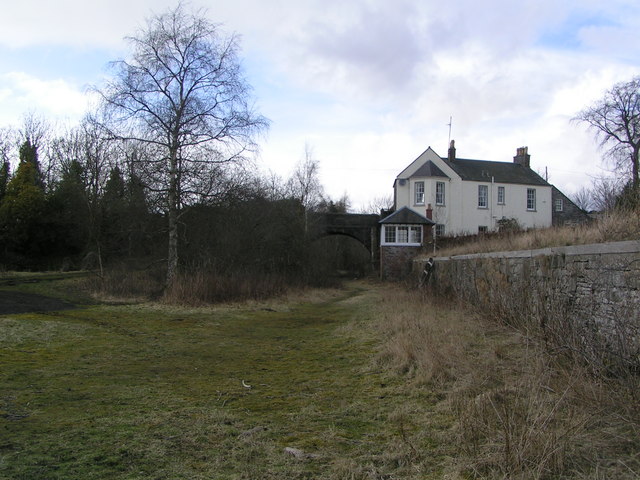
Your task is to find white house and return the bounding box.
[390,141,553,237]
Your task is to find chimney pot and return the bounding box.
[448,139,456,162]
[514,146,531,168]
[426,203,433,220]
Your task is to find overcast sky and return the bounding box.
[1,0,639,209]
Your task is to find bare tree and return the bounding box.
[589,175,624,212]
[49,119,120,270]
[571,186,593,212]
[359,194,393,214]
[18,113,52,191]
[287,143,324,211]
[93,4,268,285]
[0,127,13,202]
[574,76,640,193]
[0,127,15,164]
[18,113,49,152]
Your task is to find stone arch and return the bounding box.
[308,213,380,267]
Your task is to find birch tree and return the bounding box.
[94,4,268,285]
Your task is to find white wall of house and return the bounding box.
[394,147,552,236]
[454,181,552,233]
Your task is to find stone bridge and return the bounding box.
[308,213,381,266]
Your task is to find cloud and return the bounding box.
[0,72,91,126]
[0,0,177,49]
[292,1,428,95]
[0,0,638,208]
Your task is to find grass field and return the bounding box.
[0,279,452,479]
[3,276,637,479]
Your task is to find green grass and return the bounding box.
[0,281,452,479]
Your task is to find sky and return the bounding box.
[1,0,639,210]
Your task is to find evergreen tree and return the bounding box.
[101,166,128,259]
[45,159,91,262]
[0,161,9,204]
[0,154,46,266]
[18,139,45,189]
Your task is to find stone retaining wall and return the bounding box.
[419,240,640,368]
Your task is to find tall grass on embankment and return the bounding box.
[374,285,640,479]
[431,207,639,258]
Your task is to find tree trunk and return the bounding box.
[166,148,179,287]
[633,146,639,191]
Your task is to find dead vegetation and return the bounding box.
[373,285,640,479]
[430,208,640,259]
[80,266,315,305]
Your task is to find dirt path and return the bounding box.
[0,290,76,315]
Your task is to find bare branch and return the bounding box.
[574,76,640,191]
[90,3,268,285]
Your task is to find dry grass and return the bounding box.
[80,258,348,306]
[81,268,307,305]
[80,267,165,302]
[162,270,291,305]
[431,208,640,258]
[373,285,640,479]
[375,292,484,385]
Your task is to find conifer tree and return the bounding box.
[0,142,46,265]
[0,161,9,204]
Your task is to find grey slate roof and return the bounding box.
[441,157,550,186]
[379,206,435,225]
[409,160,449,179]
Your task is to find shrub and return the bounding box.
[81,266,164,301]
[162,269,291,305]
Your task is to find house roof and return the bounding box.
[379,206,435,225]
[441,157,550,186]
[409,160,449,179]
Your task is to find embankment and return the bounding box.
[420,240,640,370]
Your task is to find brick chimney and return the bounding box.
[448,139,456,162]
[426,203,433,220]
[513,146,530,168]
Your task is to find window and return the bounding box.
[497,186,505,205]
[554,198,563,212]
[397,226,409,243]
[527,188,536,211]
[435,224,445,237]
[382,225,422,245]
[435,181,445,205]
[415,182,425,205]
[478,185,488,208]
[478,225,488,234]
[384,225,396,243]
[409,226,422,243]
